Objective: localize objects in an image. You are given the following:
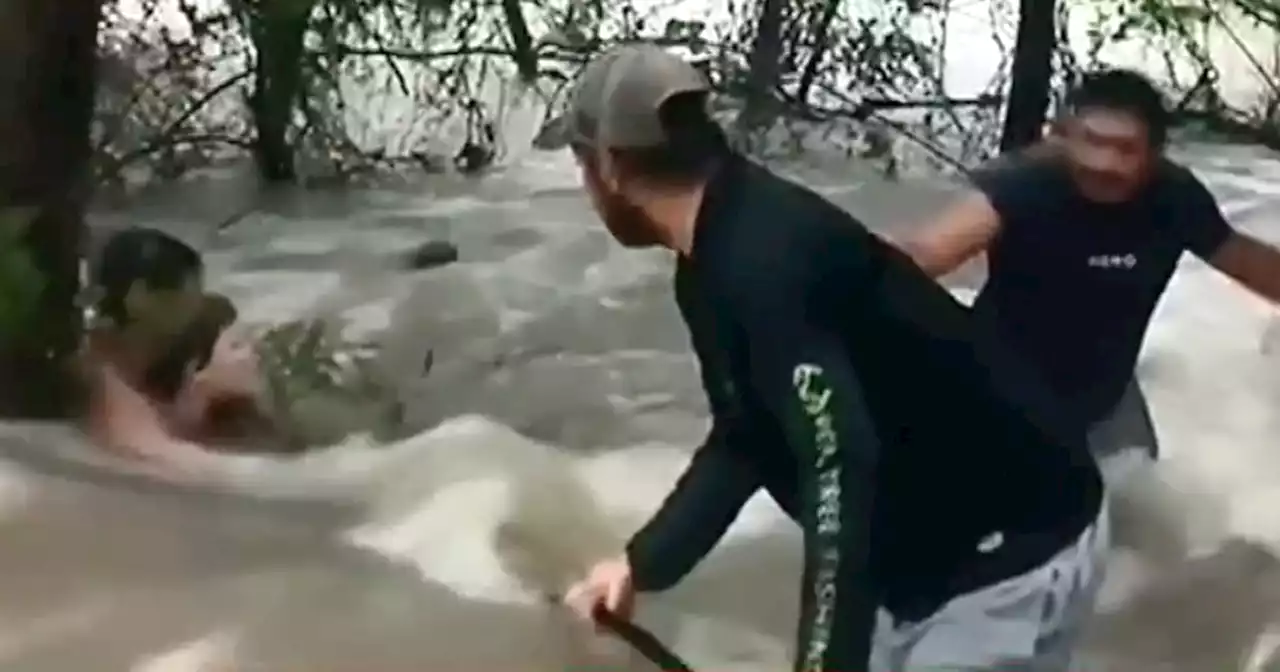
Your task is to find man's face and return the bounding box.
[1060,108,1157,204]
[573,146,664,248]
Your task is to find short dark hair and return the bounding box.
[1067,69,1170,146]
[576,91,728,187]
[94,227,203,323]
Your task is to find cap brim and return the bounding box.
[532,113,575,151]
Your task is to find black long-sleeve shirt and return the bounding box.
[625,155,1103,671]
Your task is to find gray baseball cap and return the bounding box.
[534,44,711,151]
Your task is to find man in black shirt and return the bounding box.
[899,69,1280,485]
[543,45,1106,671]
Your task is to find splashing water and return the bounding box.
[0,137,1277,671]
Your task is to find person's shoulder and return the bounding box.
[742,158,872,235]
[1150,158,1218,209]
[1153,158,1209,193]
[713,163,873,309]
[737,160,863,238]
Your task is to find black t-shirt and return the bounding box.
[969,154,1234,425]
[624,155,1102,670]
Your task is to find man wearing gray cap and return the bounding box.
[547,44,1106,672]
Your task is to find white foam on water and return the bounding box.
[213,271,344,323]
[131,630,238,672]
[265,235,340,255]
[320,412,794,622]
[13,84,1278,671]
[347,473,538,603]
[577,445,792,540]
[1138,259,1280,548]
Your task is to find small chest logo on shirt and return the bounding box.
[1087,253,1138,270]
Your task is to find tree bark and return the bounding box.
[999,0,1056,152]
[736,0,787,135]
[246,5,311,183]
[0,0,101,418]
[793,0,841,109]
[500,0,539,83]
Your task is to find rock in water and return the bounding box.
[403,240,459,271]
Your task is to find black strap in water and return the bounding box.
[592,606,695,672]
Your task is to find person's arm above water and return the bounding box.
[89,362,205,461]
[624,265,770,592]
[565,421,762,622]
[895,148,1061,279]
[1177,172,1280,303]
[1208,233,1280,302]
[565,273,769,621]
[728,252,881,671]
[625,421,762,591]
[896,190,1001,278]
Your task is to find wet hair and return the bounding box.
[143,293,237,401]
[94,227,203,324]
[576,91,729,187]
[1067,69,1170,147]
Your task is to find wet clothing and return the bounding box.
[969,154,1234,428]
[626,155,1104,671]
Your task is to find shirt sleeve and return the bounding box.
[625,420,761,591]
[626,269,764,592]
[1173,169,1235,259]
[730,271,880,671]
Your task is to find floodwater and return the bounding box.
[0,139,1278,672]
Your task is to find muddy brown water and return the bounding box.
[1,142,1278,671]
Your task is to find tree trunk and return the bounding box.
[247,9,310,183]
[999,0,1056,152]
[736,0,787,135]
[793,0,841,109]
[500,0,539,84]
[0,0,100,418]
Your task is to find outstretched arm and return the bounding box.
[1176,174,1280,303]
[896,191,1001,278]
[625,422,762,591]
[1207,233,1280,303]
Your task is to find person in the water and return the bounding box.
[897,69,1280,481]
[546,45,1106,671]
[82,227,263,461]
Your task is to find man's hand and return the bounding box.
[564,555,635,624]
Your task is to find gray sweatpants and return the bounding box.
[869,505,1110,672]
[863,381,1148,670]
